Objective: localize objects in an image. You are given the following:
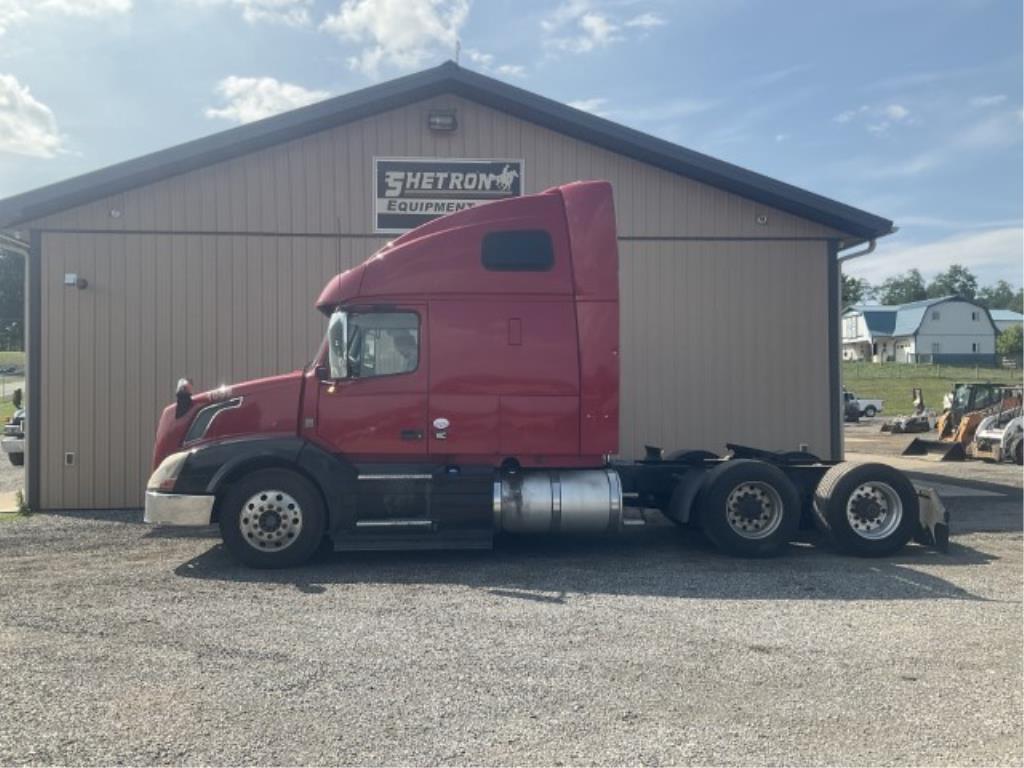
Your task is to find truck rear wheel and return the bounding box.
[813,462,918,557]
[695,460,800,557]
[8,452,23,466]
[218,468,326,568]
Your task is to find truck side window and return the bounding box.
[482,230,554,271]
[347,312,419,378]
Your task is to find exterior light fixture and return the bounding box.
[427,110,457,132]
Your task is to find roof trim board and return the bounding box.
[0,61,894,240]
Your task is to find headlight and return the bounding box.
[146,450,190,492]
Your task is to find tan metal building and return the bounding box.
[0,62,893,510]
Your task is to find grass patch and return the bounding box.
[0,399,16,422]
[843,361,1024,414]
[0,350,24,369]
[0,512,25,523]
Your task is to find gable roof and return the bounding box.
[0,62,895,239]
[990,309,1024,323]
[846,295,998,338]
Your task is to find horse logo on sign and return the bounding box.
[494,164,520,192]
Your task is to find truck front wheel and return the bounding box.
[218,468,326,568]
[695,460,800,557]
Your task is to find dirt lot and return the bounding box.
[0,439,1021,766]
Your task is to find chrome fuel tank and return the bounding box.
[493,469,623,533]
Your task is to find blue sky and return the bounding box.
[0,0,1021,288]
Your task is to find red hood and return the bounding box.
[151,370,303,470]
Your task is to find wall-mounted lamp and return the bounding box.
[427,109,457,132]
[64,273,88,290]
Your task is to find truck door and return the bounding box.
[314,306,428,459]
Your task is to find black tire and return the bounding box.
[7,452,23,466]
[694,459,801,557]
[864,406,877,418]
[813,462,918,557]
[1013,440,1023,466]
[218,468,326,568]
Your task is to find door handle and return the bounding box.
[400,429,424,441]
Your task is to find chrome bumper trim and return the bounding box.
[144,490,215,526]
[1,436,24,454]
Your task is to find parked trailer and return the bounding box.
[144,181,947,568]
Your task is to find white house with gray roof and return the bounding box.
[989,309,1024,334]
[842,296,998,365]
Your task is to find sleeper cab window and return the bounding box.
[346,312,420,379]
[481,230,554,272]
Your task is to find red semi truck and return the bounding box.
[145,181,947,568]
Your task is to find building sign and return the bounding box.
[374,157,524,233]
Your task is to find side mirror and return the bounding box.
[175,378,193,418]
[314,364,329,381]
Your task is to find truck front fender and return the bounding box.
[173,437,357,531]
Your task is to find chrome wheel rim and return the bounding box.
[239,489,303,551]
[846,481,903,540]
[725,481,784,539]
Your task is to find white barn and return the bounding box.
[842,296,998,365]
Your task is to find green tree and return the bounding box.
[926,263,978,299]
[0,247,24,351]
[875,269,927,305]
[996,325,1023,356]
[1012,289,1023,314]
[842,274,871,307]
[977,280,1017,309]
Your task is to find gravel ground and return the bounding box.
[0,456,24,494]
[0,456,1021,766]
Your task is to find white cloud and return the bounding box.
[321,0,469,76]
[204,76,329,123]
[0,0,131,34]
[568,97,609,115]
[463,48,493,67]
[495,64,525,78]
[956,110,1023,150]
[0,73,64,158]
[462,47,526,79]
[834,105,868,123]
[970,94,1006,108]
[897,215,1023,230]
[624,11,664,28]
[860,108,1022,178]
[541,1,663,54]
[883,104,910,121]
[182,0,311,26]
[612,98,716,123]
[836,103,911,134]
[847,227,1024,287]
[774,133,788,142]
[865,151,942,178]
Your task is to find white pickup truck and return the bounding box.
[843,391,884,418]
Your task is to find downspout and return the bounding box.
[837,237,876,263]
[831,228,897,459]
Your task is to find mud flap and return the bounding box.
[912,486,949,552]
[902,438,966,462]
